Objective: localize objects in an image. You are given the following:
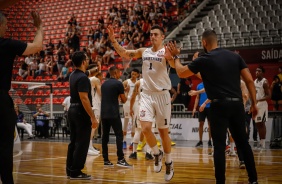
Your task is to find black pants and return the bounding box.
[66,106,91,176]
[210,101,257,184]
[245,112,258,141]
[0,92,16,184]
[101,118,124,161]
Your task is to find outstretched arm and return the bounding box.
[108,25,144,59]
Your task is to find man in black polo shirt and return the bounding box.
[101,66,132,167]
[0,11,43,184]
[66,51,98,180]
[164,30,258,184]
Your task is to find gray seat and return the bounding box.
[272,4,280,11]
[263,37,273,45]
[218,39,226,47]
[211,21,219,28]
[226,39,235,47]
[222,26,230,33]
[244,18,253,25]
[258,11,267,17]
[241,32,250,38]
[239,25,248,32]
[259,0,268,6]
[249,12,258,19]
[230,25,239,32]
[254,5,263,12]
[235,38,244,46]
[253,17,261,24]
[227,19,236,26]
[238,7,246,13]
[236,19,244,26]
[253,37,263,46]
[214,27,222,34]
[265,22,275,30]
[273,36,281,45]
[248,24,256,32]
[251,31,260,37]
[230,8,238,15]
[203,22,211,29]
[260,30,269,37]
[219,20,227,27]
[196,22,203,29]
[225,14,233,21]
[256,23,265,31]
[263,5,271,11]
[269,29,278,36]
[261,16,270,24]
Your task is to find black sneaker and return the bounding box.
[129,152,137,159]
[208,140,212,147]
[117,158,132,167]
[70,173,91,180]
[239,161,246,169]
[145,152,154,160]
[195,141,203,147]
[104,160,114,167]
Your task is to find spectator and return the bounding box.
[177,77,193,110]
[87,27,94,39]
[58,60,71,82]
[28,54,38,78]
[165,0,173,12]
[103,46,115,65]
[15,105,35,139]
[18,60,28,79]
[35,57,47,76]
[67,14,77,26]
[98,16,104,26]
[45,38,54,56]
[33,104,50,138]
[270,75,282,110]
[88,37,94,46]
[46,55,58,75]
[57,45,66,74]
[120,4,128,24]
[148,8,156,21]
[134,0,143,11]
[108,8,117,23]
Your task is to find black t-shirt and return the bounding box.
[101,78,124,119]
[69,69,92,106]
[188,48,247,100]
[179,78,192,92]
[0,38,27,90]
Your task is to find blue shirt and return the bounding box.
[197,82,210,108]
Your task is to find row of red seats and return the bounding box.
[23,97,65,105]
[14,89,70,96]
[11,82,69,89]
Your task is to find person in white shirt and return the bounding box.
[88,72,103,156]
[122,69,140,149]
[254,66,270,150]
[102,46,115,65]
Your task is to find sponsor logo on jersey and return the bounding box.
[140,110,146,117]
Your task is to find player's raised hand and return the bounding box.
[164,44,172,60]
[107,25,115,42]
[31,11,42,29]
[167,41,180,56]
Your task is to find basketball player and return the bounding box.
[122,69,140,149]
[129,78,154,160]
[88,72,103,156]
[254,66,270,150]
[108,24,175,181]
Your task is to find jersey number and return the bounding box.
[149,63,153,70]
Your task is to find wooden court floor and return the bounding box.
[11,140,282,184]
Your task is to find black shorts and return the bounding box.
[198,108,210,122]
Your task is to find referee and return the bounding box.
[0,11,43,184]
[66,51,98,180]
[165,30,258,184]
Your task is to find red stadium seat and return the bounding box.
[24,98,32,105]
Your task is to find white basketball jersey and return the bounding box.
[254,78,266,101]
[90,76,101,109]
[142,47,171,92]
[126,78,136,100]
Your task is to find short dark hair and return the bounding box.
[72,51,86,67]
[151,25,165,35]
[257,65,265,73]
[109,66,119,76]
[131,68,140,74]
[202,29,217,44]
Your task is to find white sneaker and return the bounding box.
[154,150,163,173]
[89,146,100,154]
[88,149,99,156]
[228,152,237,157]
[164,161,174,181]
